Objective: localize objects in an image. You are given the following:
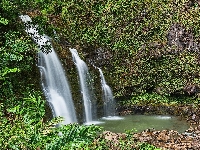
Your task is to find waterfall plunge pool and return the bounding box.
[96,115,189,133]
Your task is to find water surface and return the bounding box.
[98,115,189,133]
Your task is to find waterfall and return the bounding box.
[70,48,97,124]
[98,68,116,117]
[20,15,77,124]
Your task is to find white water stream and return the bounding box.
[20,15,77,124]
[98,68,116,117]
[70,48,97,124]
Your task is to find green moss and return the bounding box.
[119,92,199,108]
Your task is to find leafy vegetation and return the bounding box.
[119,92,199,107]
[2,0,199,97]
[46,0,200,97]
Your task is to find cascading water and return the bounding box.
[70,48,100,124]
[98,68,116,116]
[20,15,77,124]
[98,68,123,120]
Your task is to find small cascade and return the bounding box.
[98,68,116,117]
[70,48,99,124]
[20,15,77,124]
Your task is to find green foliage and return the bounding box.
[120,92,198,108]
[46,124,102,150]
[137,143,161,150]
[28,0,199,97]
[59,0,172,50]
[0,90,102,149]
[0,92,45,149]
[1,0,198,97]
[0,31,37,102]
[0,16,8,25]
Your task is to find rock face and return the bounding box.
[167,24,200,53]
[183,84,200,95]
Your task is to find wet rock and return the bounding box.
[167,24,200,53]
[184,84,200,95]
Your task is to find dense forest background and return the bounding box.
[1,0,200,149]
